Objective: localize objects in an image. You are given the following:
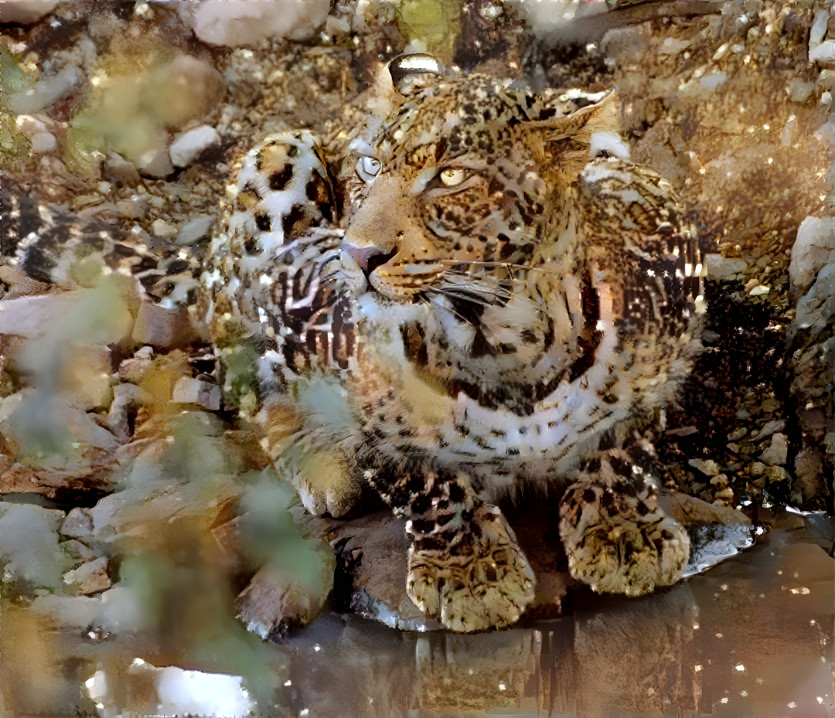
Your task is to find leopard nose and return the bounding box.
[342,240,395,274]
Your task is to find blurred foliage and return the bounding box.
[0,49,31,166]
[66,41,221,171]
[396,0,466,62]
[0,504,66,594]
[220,341,262,415]
[239,471,335,595]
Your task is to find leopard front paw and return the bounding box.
[406,505,536,632]
[559,478,690,597]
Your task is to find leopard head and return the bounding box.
[340,55,623,386]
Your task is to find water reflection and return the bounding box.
[1,517,832,717]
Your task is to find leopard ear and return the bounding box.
[388,53,445,96]
[530,91,624,185]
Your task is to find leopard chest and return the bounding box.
[350,297,648,491]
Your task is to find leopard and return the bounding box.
[204,53,706,632]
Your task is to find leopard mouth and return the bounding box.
[369,260,445,301]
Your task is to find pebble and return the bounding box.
[151,218,178,240]
[104,152,141,187]
[177,215,214,245]
[191,0,330,46]
[61,508,95,539]
[61,539,95,563]
[788,81,815,104]
[29,132,57,153]
[136,145,174,179]
[14,114,58,153]
[169,125,220,167]
[116,197,147,220]
[750,420,786,442]
[704,253,747,281]
[760,433,789,466]
[172,377,221,411]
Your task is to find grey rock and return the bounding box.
[790,216,835,295]
[169,125,220,167]
[191,0,330,46]
[177,215,214,245]
[172,377,221,411]
[61,507,95,539]
[136,146,174,179]
[704,253,747,282]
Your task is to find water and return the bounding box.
[1,513,832,717]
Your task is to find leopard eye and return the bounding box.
[439,167,468,187]
[356,156,382,183]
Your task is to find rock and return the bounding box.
[789,216,835,294]
[29,131,56,153]
[760,433,789,466]
[63,556,111,595]
[177,215,214,245]
[131,302,196,349]
[104,152,141,187]
[31,585,148,633]
[61,507,95,539]
[136,145,174,179]
[809,9,835,64]
[794,447,827,505]
[793,264,835,334]
[0,0,59,23]
[151,218,177,239]
[788,81,815,105]
[7,65,83,115]
[0,294,77,339]
[0,389,121,469]
[60,538,95,563]
[14,114,58,153]
[105,383,146,441]
[169,125,220,167]
[191,0,331,46]
[116,197,147,219]
[704,253,747,281]
[171,377,221,411]
[328,511,435,631]
[751,420,786,442]
[86,660,255,717]
[236,564,334,640]
[117,345,155,382]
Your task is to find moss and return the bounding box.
[0,111,30,167]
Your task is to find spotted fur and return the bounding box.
[0,174,201,306]
[207,58,706,631]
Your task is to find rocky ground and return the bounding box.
[0,0,834,713]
